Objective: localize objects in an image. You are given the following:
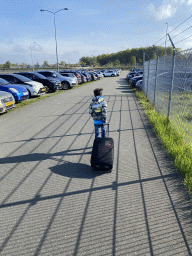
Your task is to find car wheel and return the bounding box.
[27,89,31,98]
[111,74,115,77]
[62,82,69,90]
[51,88,57,93]
[44,85,49,93]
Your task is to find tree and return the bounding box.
[3,61,11,69]
[21,62,27,68]
[43,60,49,67]
[59,61,66,66]
[80,56,91,65]
[138,58,142,65]
[130,56,136,66]
[113,59,120,66]
[90,56,97,67]
[35,62,40,68]
[106,62,113,68]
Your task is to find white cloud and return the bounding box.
[146,0,192,20]
[147,2,177,20]
[158,4,177,19]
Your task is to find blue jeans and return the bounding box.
[94,124,107,138]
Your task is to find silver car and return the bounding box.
[95,71,104,79]
[113,69,120,76]
[59,72,78,85]
[37,71,78,89]
[103,70,117,77]
[0,91,16,114]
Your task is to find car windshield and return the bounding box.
[53,72,64,79]
[33,72,47,79]
[12,74,32,82]
[63,73,74,77]
[0,78,10,85]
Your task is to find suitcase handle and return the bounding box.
[107,123,109,137]
[103,122,110,137]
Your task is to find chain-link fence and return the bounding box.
[143,48,192,146]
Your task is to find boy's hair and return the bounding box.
[94,88,103,96]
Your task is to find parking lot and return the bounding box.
[0,71,192,255]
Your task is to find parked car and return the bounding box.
[135,71,143,76]
[37,71,77,89]
[135,80,143,90]
[95,71,104,79]
[100,69,107,74]
[60,70,82,84]
[88,72,97,80]
[130,75,143,87]
[0,74,46,97]
[0,78,29,102]
[113,69,120,76]
[80,74,87,83]
[127,71,137,80]
[81,72,91,82]
[0,91,16,113]
[129,72,143,84]
[103,70,117,77]
[15,72,61,93]
[130,68,142,72]
[92,72,100,79]
[59,72,78,84]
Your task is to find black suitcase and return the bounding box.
[91,124,114,171]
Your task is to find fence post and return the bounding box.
[153,46,159,107]
[143,50,145,93]
[146,59,150,98]
[143,50,151,98]
[167,34,176,120]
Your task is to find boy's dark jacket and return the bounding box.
[89,96,107,123]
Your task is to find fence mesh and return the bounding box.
[143,49,192,146]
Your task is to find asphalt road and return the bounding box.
[0,71,192,256]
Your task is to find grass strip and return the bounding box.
[134,88,192,193]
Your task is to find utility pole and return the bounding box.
[164,22,168,61]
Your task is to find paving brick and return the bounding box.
[0,72,192,255]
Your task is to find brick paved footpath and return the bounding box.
[0,71,192,255]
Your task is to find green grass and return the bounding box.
[133,87,192,193]
[154,91,192,145]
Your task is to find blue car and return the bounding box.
[0,78,29,102]
[81,72,91,82]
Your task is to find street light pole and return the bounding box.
[30,42,36,71]
[40,8,68,73]
[164,22,168,61]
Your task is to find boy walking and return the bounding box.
[89,88,107,139]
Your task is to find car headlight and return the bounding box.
[0,101,4,108]
[9,88,19,93]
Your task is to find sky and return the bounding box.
[1,0,192,65]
